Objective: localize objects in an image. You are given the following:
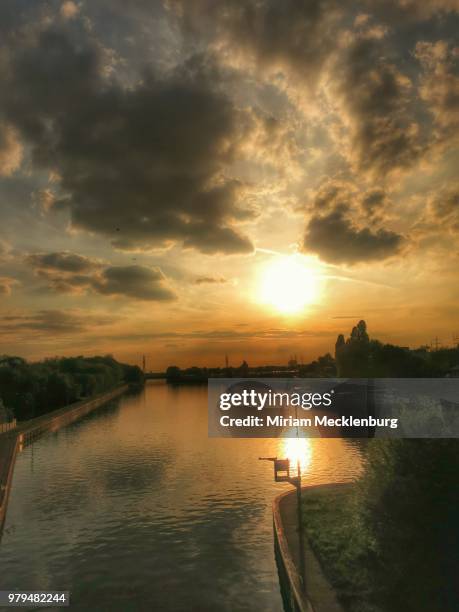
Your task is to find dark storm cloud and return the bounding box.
[309,179,390,219]
[303,209,403,264]
[427,184,459,231]
[170,0,446,179]
[27,252,100,273]
[310,179,355,213]
[361,188,388,217]
[93,265,176,301]
[27,251,177,301]
[430,186,459,218]
[303,179,402,263]
[181,222,253,254]
[333,34,423,178]
[0,14,255,255]
[0,0,457,265]
[415,41,459,133]
[168,0,346,87]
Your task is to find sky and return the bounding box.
[0,0,458,369]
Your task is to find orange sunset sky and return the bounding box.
[0,0,458,369]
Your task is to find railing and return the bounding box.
[0,419,17,434]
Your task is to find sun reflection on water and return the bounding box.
[281,430,312,477]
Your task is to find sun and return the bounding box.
[258,255,319,314]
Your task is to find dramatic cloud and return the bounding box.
[170,0,440,179]
[360,188,388,218]
[93,265,176,301]
[427,184,459,232]
[0,0,458,364]
[309,179,356,213]
[27,251,100,273]
[0,17,255,255]
[28,251,177,301]
[303,209,403,264]
[308,179,391,219]
[303,179,402,263]
[168,0,345,88]
[415,41,459,133]
[331,34,422,178]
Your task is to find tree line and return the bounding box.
[0,355,143,421]
[335,320,459,377]
[166,320,459,380]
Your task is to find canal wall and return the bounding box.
[15,384,129,445]
[273,489,314,612]
[0,384,128,532]
[0,434,19,533]
[273,484,348,612]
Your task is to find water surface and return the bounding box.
[1,381,363,611]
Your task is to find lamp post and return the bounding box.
[259,453,306,592]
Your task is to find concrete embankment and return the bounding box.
[273,484,349,612]
[0,434,19,532]
[0,384,128,531]
[15,384,129,445]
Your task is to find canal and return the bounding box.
[0,381,363,611]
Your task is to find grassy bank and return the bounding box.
[301,485,381,612]
[301,441,459,612]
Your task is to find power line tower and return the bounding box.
[142,355,146,372]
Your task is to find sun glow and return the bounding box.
[282,435,312,476]
[258,255,319,314]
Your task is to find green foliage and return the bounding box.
[304,447,459,612]
[302,487,380,612]
[357,439,459,611]
[0,355,143,421]
[123,364,145,384]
